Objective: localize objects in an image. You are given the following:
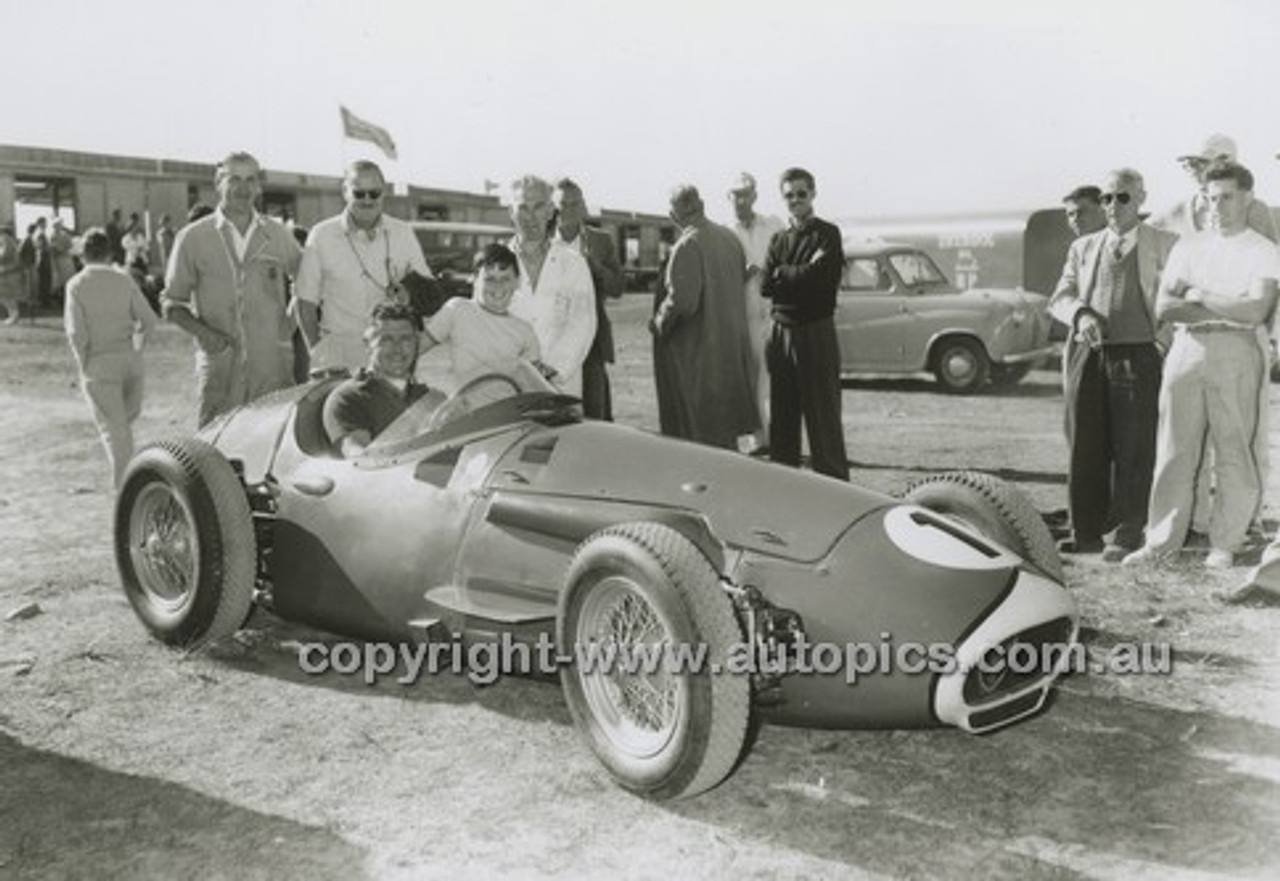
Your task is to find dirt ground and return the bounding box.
[1,296,1277,880]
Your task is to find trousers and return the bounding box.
[81,350,145,488]
[766,317,849,481]
[1063,341,1161,548]
[1144,328,1263,555]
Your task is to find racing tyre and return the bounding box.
[903,470,1063,582]
[932,337,989,394]
[559,523,750,800]
[989,363,1032,388]
[115,439,256,648]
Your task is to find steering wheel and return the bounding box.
[425,372,523,432]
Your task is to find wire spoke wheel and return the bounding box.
[577,576,684,758]
[129,481,199,606]
[559,523,750,800]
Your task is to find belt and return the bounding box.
[1178,323,1256,334]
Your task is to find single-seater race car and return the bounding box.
[115,360,1078,800]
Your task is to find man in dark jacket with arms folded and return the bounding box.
[761,167,849,481]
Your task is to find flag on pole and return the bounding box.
[339,105,398,160]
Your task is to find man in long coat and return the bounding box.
[651,184,759,450]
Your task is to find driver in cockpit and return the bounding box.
[323,302,443,457]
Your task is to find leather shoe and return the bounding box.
[1057,537,1103,554]
[1218,582,1263,605]
[1100,544,1133,563]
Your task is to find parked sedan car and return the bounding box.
[114,362,1078,800]
[836,241,1057,393]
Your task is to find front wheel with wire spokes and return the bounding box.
[558,523,750,800]
[115,439,256,648]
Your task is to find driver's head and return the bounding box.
[476,243,520,314]
[363,303,419,380]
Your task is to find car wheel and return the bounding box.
[903,471,1063,582]
[989,363,1032,388]
[559,523,750,800]
[115,439,257,648]
[932,337,990,394]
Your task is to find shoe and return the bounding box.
[1183,530,1210,550]
[1218,582,1262,605]
[1101,544,1134,563]
[1204,549,1234,570]
[1121,546,1164,566]
[1057,537,1103,554]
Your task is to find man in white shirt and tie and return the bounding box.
[1049,168,1177,562]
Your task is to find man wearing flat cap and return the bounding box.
[1156,134,1277,242]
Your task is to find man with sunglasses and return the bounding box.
[1049,168,1177,561]
[294,160,432,373]
[760,167,849,481]
[1125,162,1280,569]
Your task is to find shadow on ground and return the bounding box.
[208,613,1280,880]
[0,732,370,880]
[674,688,1280,880]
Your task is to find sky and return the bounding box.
[4,0,1280,224]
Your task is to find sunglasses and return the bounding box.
[783,189,811,201]
[351,189,383,201]
[1100,192,1132,205]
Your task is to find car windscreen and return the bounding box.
[889,252,949,287]
[842,258,891,291]
[366,360,569,452]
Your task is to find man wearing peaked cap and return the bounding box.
[1158,133,1277,242]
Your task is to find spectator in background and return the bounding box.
[1063,185,1107,238]
[154,213,177,270]
[121,213,149,272]
[105,208,125,265]
[1156,134,1278,242]
[507,174,596,398]
[162,151,303,427]
[652,184,758,450]
[18,223,36,307]
[553,178,624,420]
[729,172,786,451]
[49,217,76,301]
[0,223,26,324]
[762,167,849,480]
[1048,168,1176,560]
[1125,162,1280,569]
[33,217,52,308]
[294,159,433,373]
[1157,134,1278,543]
[64,228,158,487]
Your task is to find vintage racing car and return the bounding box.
[114,362,1078,799]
